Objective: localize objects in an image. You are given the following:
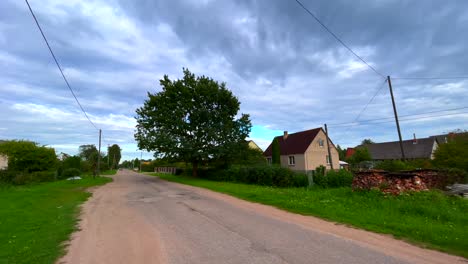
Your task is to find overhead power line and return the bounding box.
[25,0,98,130]
[351,78,387,123]
[329,106,468,127]
[393,76,468,80]
[293,0,384,78]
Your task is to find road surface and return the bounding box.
[58,170,465,264]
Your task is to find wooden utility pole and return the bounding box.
[97,129,102,177]
[139,152,143,172]
[387,76,405,160]
[324,124,334,170]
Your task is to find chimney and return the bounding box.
[283,131,288,140]
[413,133,418,144]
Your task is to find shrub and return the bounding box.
[0,170,17,183]
[313,168,353,188]
[326,169,353,188]
[374,160,415,172]
[12,171,55,185]
[61,168,81,179]
[195,165,308,188]
[0,140,57,172]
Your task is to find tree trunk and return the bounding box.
[192,161,198,177]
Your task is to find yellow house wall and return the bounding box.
[304,130,340,170]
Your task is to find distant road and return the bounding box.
[59,170,464,264]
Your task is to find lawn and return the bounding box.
[153,173,468,258]
[0,174,113,264]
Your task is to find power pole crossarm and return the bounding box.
[387,76,406,160]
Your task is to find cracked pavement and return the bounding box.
[58,170,465,264]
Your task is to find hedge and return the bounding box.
[197,166,309,188]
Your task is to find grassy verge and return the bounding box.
[0,176,112,264]
[152,173,468,258]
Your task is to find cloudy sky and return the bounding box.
[1,0,467,160]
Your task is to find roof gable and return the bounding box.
[264,128,322,156]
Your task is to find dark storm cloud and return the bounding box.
[0,0,467,155]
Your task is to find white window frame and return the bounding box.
[326,155,331,164]
[319,139,324,147]
[288,156,295,165]
[267,157,272,164]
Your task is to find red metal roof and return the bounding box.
[345,148,355,158]
[263,128,322,156]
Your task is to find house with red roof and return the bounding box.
[263,128,340,172]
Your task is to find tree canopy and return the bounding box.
[79,145,98,162]
[361,139,375,145]
[135,68,251,176]
[107,144,122,169]
[433,132,468,172]
[347,147,371,165]
[271,138,280,165]
[0,140,57,172]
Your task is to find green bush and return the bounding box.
[12,171,55,185]
[313,168,353,188]
[0,140,57,172]
[196,165,308,188]
[374,160,416,172]
[61,168,81,178]
[0,170,17,183]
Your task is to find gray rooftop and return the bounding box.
[366,138,437,160]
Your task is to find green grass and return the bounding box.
[152,173,468,258]
[0,176,112,264]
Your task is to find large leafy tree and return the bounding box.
[107,144,122,169]
[79,144,98,162]
[135,68,251,176]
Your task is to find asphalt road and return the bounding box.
[58,170,464,264]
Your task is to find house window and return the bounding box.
[267,158,272,164]
[318,139,324,147]
[288,156,295,165]
[326,155,330,164]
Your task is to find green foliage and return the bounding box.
[78,145,98,162]
[62,156,81,170]
[135,68,251,176]
[0,176,112,263]
[196,165,308,188]
[12,171,56,185]
[361,138,374,145]
[374,160,415,172]
[107,144,122,169]
[433,133,468,172]
[271,138,280,165]
[313,168,353,188]
[347,147,371,164]
[61,168,81,178]
[155,174,468,258]
[0,140,57,173]
[336,144,346,160]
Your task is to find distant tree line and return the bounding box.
[0,140,121,185]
